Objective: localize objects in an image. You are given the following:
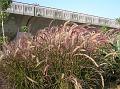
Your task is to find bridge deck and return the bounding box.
[7,1,120,28]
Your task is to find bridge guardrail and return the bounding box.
[23,4,34,16]
[6,1,120,28]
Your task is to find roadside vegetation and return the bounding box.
[0,21,120,89]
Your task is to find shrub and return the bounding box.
[0,22,120,89]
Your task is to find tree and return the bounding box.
[0,0,12,44]
[116,17,120,25]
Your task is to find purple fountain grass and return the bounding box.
[1,22,120,89]
[2,23,110,63]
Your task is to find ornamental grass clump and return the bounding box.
[0,22,120,89]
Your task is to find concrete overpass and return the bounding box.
[1,1,120,38]
[6,1,120,28]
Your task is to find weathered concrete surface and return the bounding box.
[0,13,66,35]
[7,2,120,28]
[0,13,117,41]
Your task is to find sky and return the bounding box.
[15,0,120,19]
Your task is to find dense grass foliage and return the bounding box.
[0,22,120,89]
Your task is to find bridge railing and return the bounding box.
[7,1,120,28]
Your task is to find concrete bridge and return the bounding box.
[7,1,120,28]
[1,1,120,38]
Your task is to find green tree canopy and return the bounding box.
[0,0,12,44]
[0,0,12,11]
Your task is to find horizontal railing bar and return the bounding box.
[6,1,120,28]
